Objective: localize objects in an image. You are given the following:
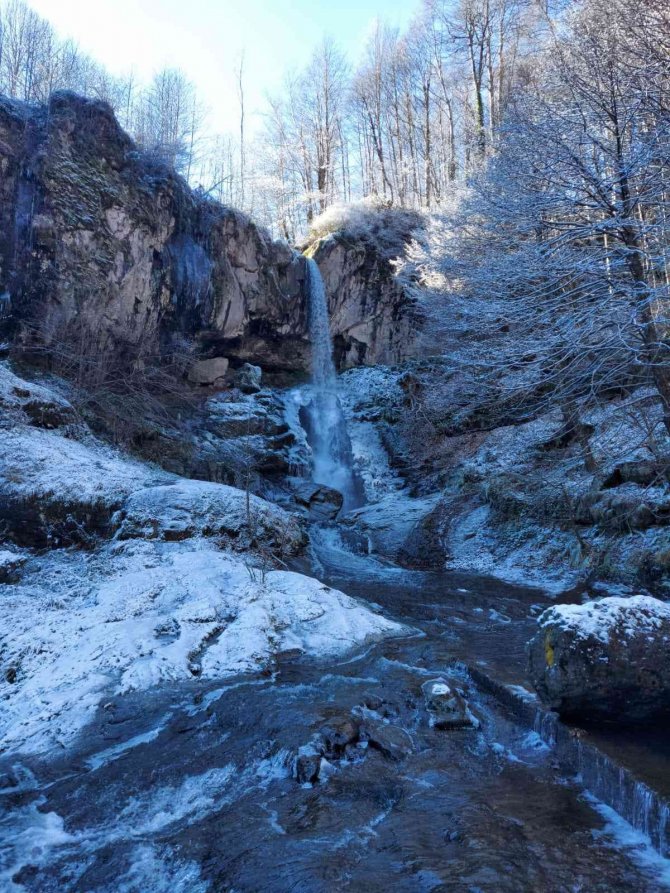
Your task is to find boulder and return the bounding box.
[187,357,229,386]
[345,493,441,565]
[293,481,344,521]
[115,479,305,556]
[528,595,670,723]
[360,719,413,760]
[422,679,475,730]
[231,363,262,394]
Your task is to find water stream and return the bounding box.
[3,525,670,891]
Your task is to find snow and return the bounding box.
[0,549,26,572]
[117,478,304,552]
[0,537,407,757]
[0,361,73,416]
[538,595,670,644]
[0,425,163,507]
[306,198,424,261]
[0,366,410,758]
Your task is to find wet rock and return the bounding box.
[0,771,20,790]
[361,694,384,712]
[360,719,413,761]
[422,678,475,730]
[231,363,262,394]
[293,481,344,521]
[345,493,441,567]
[528,595,670,723]
[188,357,230,386]
[296,751,322,784]
[319,717,360,757]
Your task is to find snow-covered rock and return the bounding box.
[0,538,408,756]
[422,678,475,730]
[528,595,670,722]
[0,549,27,582]
[0,362,76,428]
[115,479,305,554]
[0,426,164,547]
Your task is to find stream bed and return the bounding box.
[2,526,670,892]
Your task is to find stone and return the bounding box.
[361,694,384,712]
[360,719,413,761]
[296,751,322,784]
[527,595,670,723]
[319,717,360,757]
[231,363,262,394]
[293,481,344,521]
[345,493,441,566]
[422,678,474,730]
[187,357,229,386]
[154,617,181,639]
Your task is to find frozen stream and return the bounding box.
[2,525,670,891]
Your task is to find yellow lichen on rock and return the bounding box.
[545,635,555,668]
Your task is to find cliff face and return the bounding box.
[0,91,420,383]
[307,233,419,369]
[0,92,309,374]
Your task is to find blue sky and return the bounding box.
[30,0,419,134]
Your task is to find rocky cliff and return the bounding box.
[0,92,421,383]
[0,91,309,376]
[306,232,419,369]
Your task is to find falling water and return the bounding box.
[302,258,362,511]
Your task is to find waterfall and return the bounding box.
[302,258,362,511]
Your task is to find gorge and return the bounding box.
[1,72,670,893]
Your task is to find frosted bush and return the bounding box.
[307,198,425,260]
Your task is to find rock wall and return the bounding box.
[307,234,419,369]
[0,90,421,386]
[0,92,309,374]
